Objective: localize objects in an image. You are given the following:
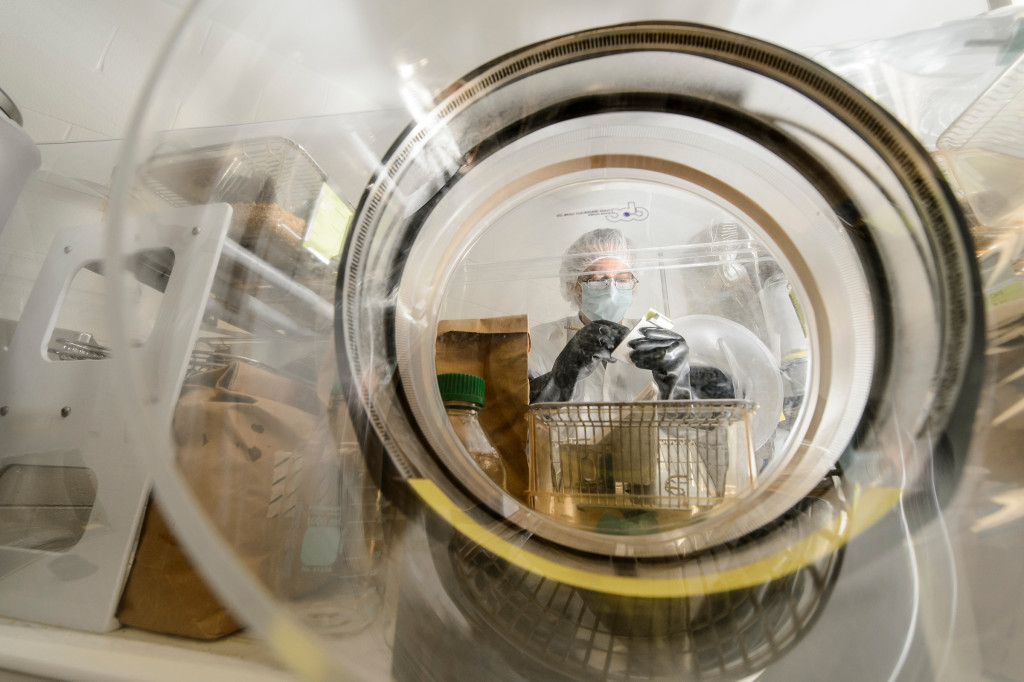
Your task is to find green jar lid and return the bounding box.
[437,372,485,406]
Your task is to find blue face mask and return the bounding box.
[581,284,632,322]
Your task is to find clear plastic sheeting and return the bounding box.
[64,2,1023,682]
[814,7,1024,150]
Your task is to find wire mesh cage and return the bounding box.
[528,400,757,515]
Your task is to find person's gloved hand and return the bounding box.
[690,366,735,399]
[530,320,628,402]
[628,327,692,400]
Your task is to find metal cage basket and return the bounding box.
[527,400,757,514]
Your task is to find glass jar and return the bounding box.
[437,373,508,489]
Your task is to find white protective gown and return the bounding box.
[528,315,655,403]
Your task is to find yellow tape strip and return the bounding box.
[268,617,336,682]
[409,478,901,597]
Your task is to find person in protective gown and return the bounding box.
[528,228,734,404]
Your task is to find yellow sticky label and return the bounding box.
[303,184,352,263]
[988,280,1024,308]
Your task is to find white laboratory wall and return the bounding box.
[0,0,189,142]
[0,0,1002,146]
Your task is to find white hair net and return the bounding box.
[558,228,636,302]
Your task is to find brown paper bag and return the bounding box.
[118,360,341,638]
[173,362,341,595]
[435,315,531,500]
[116,498,242,639]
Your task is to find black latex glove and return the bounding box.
[690,366,735,399]
[530,320,628,403]
[628,327,692,400]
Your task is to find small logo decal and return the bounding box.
[605,202,649,222]
[556,201,649,222]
